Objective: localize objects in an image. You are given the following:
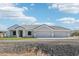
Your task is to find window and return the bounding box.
[28,31,31,35]
[13,31,16,35]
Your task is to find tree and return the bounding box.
[71,31,79,36]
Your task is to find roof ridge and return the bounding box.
[8,24,70,30]
[8,24,19,29]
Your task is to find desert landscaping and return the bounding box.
[0,39,79,56]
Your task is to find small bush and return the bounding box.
[71,31,79,36]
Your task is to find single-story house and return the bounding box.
[7,24,71,38]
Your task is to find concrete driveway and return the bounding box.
[37,37,79,40]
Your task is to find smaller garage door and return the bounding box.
[54,31,69,38]
[35,31,52,38]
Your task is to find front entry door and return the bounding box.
[19,30,23,37]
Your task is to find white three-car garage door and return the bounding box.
[35,31,53,38]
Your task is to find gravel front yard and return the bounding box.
[0,39,78,56]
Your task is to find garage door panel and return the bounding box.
[35,31,52,38]
[54,31,68,38]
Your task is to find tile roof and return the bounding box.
[8,24,70,30]
[50,26,70,30]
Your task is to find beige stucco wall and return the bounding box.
[23,30,33,37]
[8,29,71,38]
[8,25,71,38]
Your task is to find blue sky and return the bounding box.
[0,3,79,30]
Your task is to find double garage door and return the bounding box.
[35,31,53,38]
[54,31,69,38]
[34,31,69,38]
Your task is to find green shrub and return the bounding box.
[71,31,79,36]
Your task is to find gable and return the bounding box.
[22,25,39,30]
[15,26,25,30]
[8,24,24,30]
[33,24,54,31]
[8,24,20,30]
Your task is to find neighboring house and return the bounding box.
[0,31,6,38]
[7,24,71,38]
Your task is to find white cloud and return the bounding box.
[58,17,79,24]
[33,22,55,25]
[0,24,7,31]
[49,3,79,14]
[23,7,28,11]
[0,3,15,7]
[0,3,37,24]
